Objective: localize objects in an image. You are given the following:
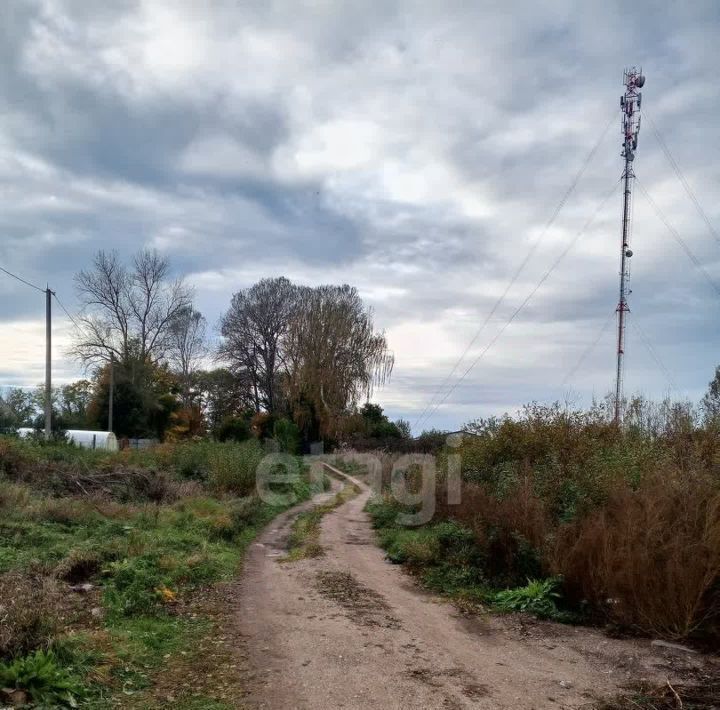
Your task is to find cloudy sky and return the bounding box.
[1,0,719,432]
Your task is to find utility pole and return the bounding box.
[614,68,645,425]
[45,286,53,440]
[108,352,114,434]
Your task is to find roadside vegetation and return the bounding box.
[0,249,407,708]
[0,436,316,708]
[359,396,720,650]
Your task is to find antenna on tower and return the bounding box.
[614,67,645,424]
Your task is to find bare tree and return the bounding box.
[168,306,207,407]
[218,277,296,412]
[73,250,192,369]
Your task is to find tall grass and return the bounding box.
[549,470,720,639]
[149,439,265,495]
[367,400,720,643]
[0,437,266,498]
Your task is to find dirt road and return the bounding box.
[237,466,715,709]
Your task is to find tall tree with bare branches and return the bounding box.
[168,306,208,407]
[73,250,192,371]
[218,277,296,413]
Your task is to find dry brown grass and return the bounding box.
[593,679,720,709]
[0,572,61,660]
[435,477,551,584]
[550,471,720,640]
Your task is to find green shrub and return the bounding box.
[366,496,404,529]
[420,564,490,601]
[207,440,263,496]
[383,529,440,565]
[273,418,301,454]
[170,442,213,481]
[216,416,251,443]
[0,650,85,707]
[0,438,32,476]
[493,577,562,619]
[433,520,475,551]
[229,496,266,530]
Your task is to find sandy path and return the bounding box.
[237,465,715,709]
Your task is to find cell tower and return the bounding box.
[614,67,645,424]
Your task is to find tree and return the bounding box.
[357,403,404,438]
[86,358,178,439]
[195,368,254,436]
[218,277,296,413]
[168,306,207,407]
[216,416,251,442]
[58,380,93,429]
[273,418,301,454]
[0,389,36,430]
[217,279,394,443]
[394,418,412,439]
[703,365,720,422]
[73,249,192,370]
[284,285,394,439]
[165,405,205,441]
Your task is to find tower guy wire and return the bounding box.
[412,111,617,432]
[636,178,720,298]
[561,308,616,388]
[644,110,720,249]
[415,178,621,430]
[629,314,680,395]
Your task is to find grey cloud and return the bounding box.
[1,0,719,431]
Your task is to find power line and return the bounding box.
[0,261,79,327]
[0,265,45,293]
[53,293,80,330]
[416,178,621,429]
[644,110,720,249]
[635,178,720,298]
[412,111,616,431]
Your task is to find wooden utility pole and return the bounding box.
[108,352,114,434]
[45,286,53,440]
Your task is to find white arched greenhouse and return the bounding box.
[16,428,118,451]
[66,430,119,451]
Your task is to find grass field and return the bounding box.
[0,437,316,708]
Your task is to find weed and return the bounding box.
[0,650,85,707]
[493,577,563,619]
[550,471,720,638]
[594,679,720,709]
[103,557,166,617]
